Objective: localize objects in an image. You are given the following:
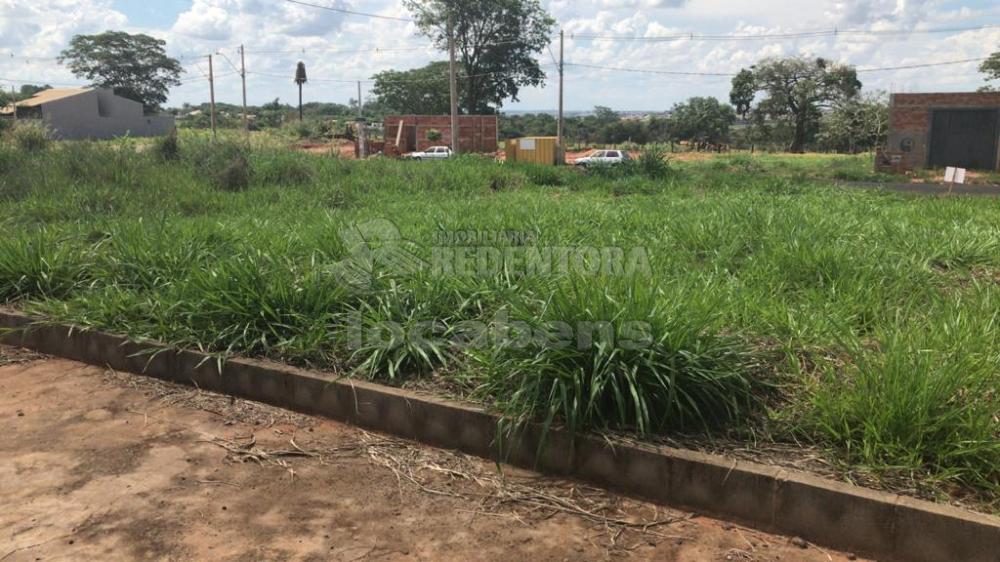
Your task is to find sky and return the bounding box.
[1,0,999,112]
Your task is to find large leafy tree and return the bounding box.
[817,91,889,153]
[403,0,555,114]
[59,31,182,113]
[980,51,1000,91]
[666,96,736,146]
[730,57,861,153]
[371,62,455,114]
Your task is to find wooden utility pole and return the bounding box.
[10,85,16,121]
[357,81,363,117]
[208,54,217,141]
[557,29,565,165]
[239,45,248,136]
[448,13,460,154]
[356,81,367,159]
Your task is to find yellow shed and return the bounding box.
[505,136,558,165]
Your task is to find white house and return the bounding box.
[0,88,175,140]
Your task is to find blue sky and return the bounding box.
[2,0,999,111]
[111,1,190,28]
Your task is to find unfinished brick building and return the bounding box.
[880,92,1000,172]
[383,115,498,155]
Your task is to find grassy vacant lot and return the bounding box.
[1,131,997,511]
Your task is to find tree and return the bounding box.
[730,57,861,153]
[404,0,554,114]
[817,91,889,153]
[371,62,454,114]
[59,31,182,113]
[295,62,308,121]
[666,97,736,147]
[979,51,1000,91]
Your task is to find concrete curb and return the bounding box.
[2,310,997,561]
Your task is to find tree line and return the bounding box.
[6,0,997,154]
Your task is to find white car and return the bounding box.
[573,149,631,167]
[408,146,453,160]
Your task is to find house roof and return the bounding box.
[0,88,92,114]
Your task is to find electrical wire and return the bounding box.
[0,76,86,87]
[283,0,413,22]
[569,23,1000,42]
[245,63,557,85]
[563,57,989,79]
[854,57,987,72]
[564,62,732,77]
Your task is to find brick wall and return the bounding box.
[891,92,1000,132]
[883,92,1000,171]
[383,115,498,154]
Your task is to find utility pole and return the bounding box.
[10,85,16,121]
[357,81,363,117]
[448,13,460,155]
[356,81,367,159]
[239,45,248,137]
[557,29,565,165]
[208,54,217,141]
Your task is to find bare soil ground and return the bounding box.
[293,139,356,159]
[0,347,866,562]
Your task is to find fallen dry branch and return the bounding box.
[203,427,691,551]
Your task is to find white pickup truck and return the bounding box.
[407,146,453,160]
[573,149,630,167]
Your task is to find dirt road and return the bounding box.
[0,347,865,561]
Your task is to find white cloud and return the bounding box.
[0,0,997,110]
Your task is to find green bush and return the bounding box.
[185,140,251,191]
[636,145,671,179]
[152,131,181,161]
[219,154,250,191]
[488,166,529,192]
[517,163,566,186]
[254,150,315,186]
[9,121,51,152]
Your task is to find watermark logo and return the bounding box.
[328,219,652,287]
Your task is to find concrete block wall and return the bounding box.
[887,92,1000,170]
[39,89,175,140]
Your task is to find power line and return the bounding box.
[283,0,413,22]
[0,76,87,87]
[855,57,987,73]
[569,23,1000,42]
[216,51,242,75]
[239,39,524,56]
[564,62,732,77]
[243,45,431,56]
[564,57,989,79]
[246,64,558,85]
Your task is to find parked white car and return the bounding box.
[573,149,630,167]
[408,146,453,160]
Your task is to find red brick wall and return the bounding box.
[383,115,498,154]
[885,92,1000,170]
[890,92,1000,131]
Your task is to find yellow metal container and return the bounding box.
[506,136,557,165]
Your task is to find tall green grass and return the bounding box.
[1,134,998,507]
[473,277,760,435]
